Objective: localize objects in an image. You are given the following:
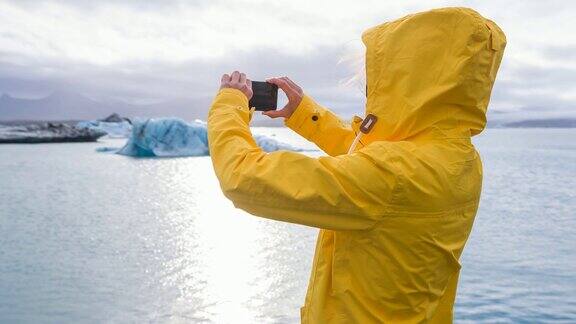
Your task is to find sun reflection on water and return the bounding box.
[160,157,301,323]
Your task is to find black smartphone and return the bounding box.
[249,81,278,111]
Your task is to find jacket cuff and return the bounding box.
[284,94,321,140]
[217,88,249,107]
[210,88,253,123]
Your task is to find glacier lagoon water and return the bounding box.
[0,128,575,323]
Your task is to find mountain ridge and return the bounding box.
[2,92,574,128]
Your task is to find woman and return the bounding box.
[207,7,505,323]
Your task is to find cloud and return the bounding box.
[0,0,575,119]
[0,45,365,114]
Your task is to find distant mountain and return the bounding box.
[11,92,574,129]
[0,91,212,121]
[504,118,576,128]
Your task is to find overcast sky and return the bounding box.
[0,0,575,119]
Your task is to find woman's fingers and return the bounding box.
[267,77,297,97]
[263,102,294,119]
[281,77,303,94]
[262,107,288,118]
[263,76,303,120]
[245,78,253,100]
[220,71,252,100]
[220,74,230,88]
[231,71,241,84]
[238,72,248,93]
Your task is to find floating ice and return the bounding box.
[95,146,120,153]
[116,117,301,157]
[117,118,207,157]
[76,120,132,138]
[0,122,106,143]
[253,134,299,152]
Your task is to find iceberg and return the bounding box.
[117,118,208,157]
[76,120,132,138]
[253,134,300,152]
[116,117,301,157]
[0,122,106,144]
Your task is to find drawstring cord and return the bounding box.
[347,113,378,155]
[347,131,363,155]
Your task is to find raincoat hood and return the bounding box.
[361,7,506,142]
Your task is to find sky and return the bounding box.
[0,0,575,119]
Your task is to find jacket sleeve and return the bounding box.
[207,88,396,231]
[284,94,364,156]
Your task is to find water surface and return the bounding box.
[0,128,575,323]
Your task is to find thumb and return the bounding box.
[262,109,285,118]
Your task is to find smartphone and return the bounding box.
[249,81,278,111]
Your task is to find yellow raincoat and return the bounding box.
[208,7,505,323]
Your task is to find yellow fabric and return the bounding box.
[207,7,505,324]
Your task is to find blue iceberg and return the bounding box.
[116,118,301,157]
[253,134,300,152]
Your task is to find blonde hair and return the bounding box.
[338,40,366,94]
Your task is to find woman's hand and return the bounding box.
[220,71,253,100]
[263,77,303,119]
